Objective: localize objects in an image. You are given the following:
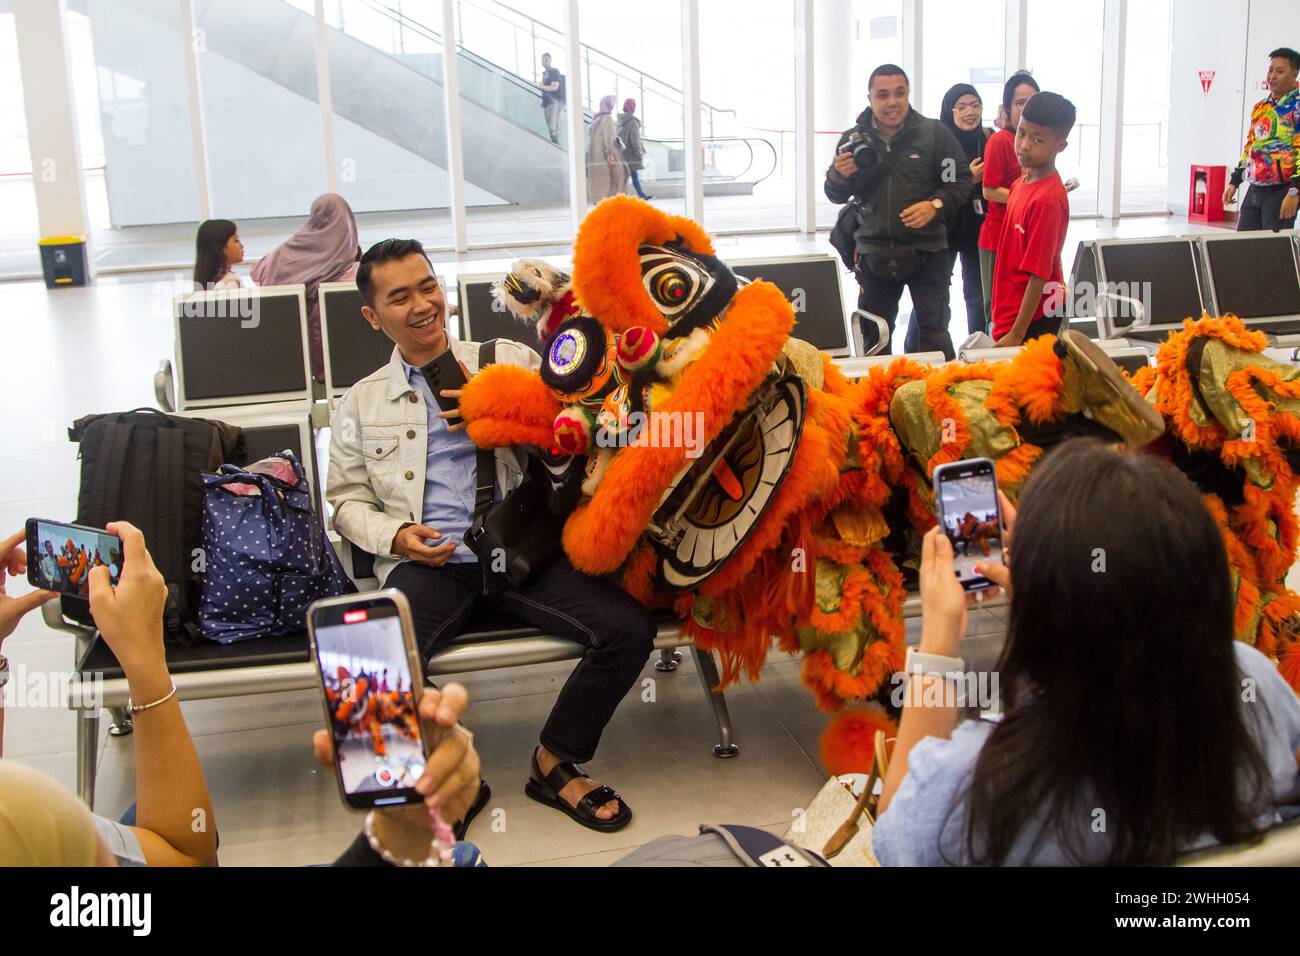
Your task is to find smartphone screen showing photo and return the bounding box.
[28,520,123,598]
[313,601,425,808]
[936,461,1004,591]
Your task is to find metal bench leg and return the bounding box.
[77,710,100,810]
[655,647,683,672]
[691,646,738,757]
[107,706,134,737]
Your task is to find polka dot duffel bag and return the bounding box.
[199,451,356,643]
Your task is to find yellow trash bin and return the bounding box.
[38,235,90,288]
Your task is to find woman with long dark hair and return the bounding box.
[874,439,1300,865]
[193,219,244,290]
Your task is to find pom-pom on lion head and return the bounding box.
[571,195,738,339]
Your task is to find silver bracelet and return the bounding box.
[127,683,177,714]
[363,811,440,868]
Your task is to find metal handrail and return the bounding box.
[342,0,733,139]
[459,0,733,133]
[648,135,780,187]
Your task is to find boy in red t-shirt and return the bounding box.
[991,91,1076,346]
[977,72,1039,328]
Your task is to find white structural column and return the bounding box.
[180,0,212,221]
[1098,0,1127,220]
[1004,0,1028,78]
[564,0,586,233]
[440,0,468,251]
[794,0,816,233]
[314,0,338,195]
[13,0,92,250]
[814,0,855,230]
[901,0,922,112]
[681,0,704,222]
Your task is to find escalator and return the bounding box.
[88,0,774,207]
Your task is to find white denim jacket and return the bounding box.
[327,336,541,585]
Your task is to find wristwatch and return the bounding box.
[905,647,964,676]
[931,197,945,210]
[903,647,967,707]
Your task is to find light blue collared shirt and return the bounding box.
[404,360,478,564]
[872,642,1300,865]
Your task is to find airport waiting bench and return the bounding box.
[51,575,963,812]
[49,600,740,811]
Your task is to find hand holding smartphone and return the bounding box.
[25,518,124,600]
[419,350,470,428]
[308,591,439,812]
[931,458,1005,592]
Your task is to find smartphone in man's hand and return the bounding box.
[419,350,469,427]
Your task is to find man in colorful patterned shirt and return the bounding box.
[1224,47,1300,231]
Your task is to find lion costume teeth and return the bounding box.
[459,198,1300,773]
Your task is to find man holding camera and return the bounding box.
[826,64,973,359]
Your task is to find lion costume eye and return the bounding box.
[640,249,712,319]
[653,269,691,307]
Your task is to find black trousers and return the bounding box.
[385,556,656,765]
[906,240,985,342]
[1237,183,1297,232]
[856,248,956,359]
[952,240,986,337]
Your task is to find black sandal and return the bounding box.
[524,747,632,832]
[453,779,492,842]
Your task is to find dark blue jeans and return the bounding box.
[1237,182,1297,232]
[385,555,656,764]
[630,170,649,198]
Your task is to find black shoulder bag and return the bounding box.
[463,340,569,590]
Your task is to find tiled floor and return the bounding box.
[0,214,1215,866]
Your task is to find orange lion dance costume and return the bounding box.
[459,197,1300,775]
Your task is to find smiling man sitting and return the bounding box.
[326,238,654,833]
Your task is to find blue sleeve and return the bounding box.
[92,814,148,867]
[1235,642,1300,811]
[871,720,993,866]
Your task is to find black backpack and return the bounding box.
[66,408,244,643]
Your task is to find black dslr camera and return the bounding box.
[836,130,876,169]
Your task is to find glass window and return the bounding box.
[0,10,40,279]
[84,0,202,230]
[920,0,1004,120]
[700,0,797,232]
[197,2,327,223]
[1121,0,1171,213]
[1026,0,1105,216]
[455,0,572,246]
[578,0,686,221]
[816,0,905,229]
[325,0,453,252]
